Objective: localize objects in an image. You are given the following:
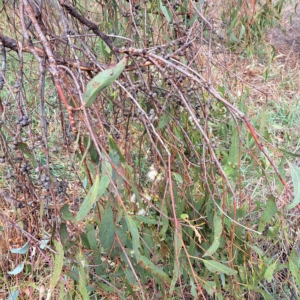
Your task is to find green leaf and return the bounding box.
[76,251,90,300]
[203,211,222,257]
[286,163,300,210]
[159,205,169,236]
[99,203,115,252]
[187,13,198,27]
[190,278,197,299]
[75,161,112,222]
[90,144,100,164]
[60,204,74,221]
[239,24,245,39]
[10,241,29,254]
[289,249,300,287]
[227,120,239,167]
[47,240,64,299]
[202,259,237,275]
[264,261,277,283]
[138,255,171,284]
[108,135,126,163]
[60,223,68,245]
[80,232,91,249]
[124,268,137,285]
[169,231,182,294]
[258,196,278,231]
[278,148,300,158]
[134,215,158,225]
[75,173,100,222]
[218,85,225,97]
[267,222,280,239]
[160,2,172,23]
[180,214,189,220]
[158,113,170,129]
[271,124,285,130]
[7,263,24,275]
[173,173,183,185]
[125,214,140,261]
[99,40,111,58]
[238,266,246,282]
[86,223,98,251]
[229,32,238,43]
[83,57,127,107]
[203,281,217,296]
[258,105,268,135]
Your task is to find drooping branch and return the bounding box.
[58,0,118,55]
[22,0,78,137]
[0,33,95,71]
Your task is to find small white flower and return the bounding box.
[137,208,146,216]
[144,194,152,201]
[130,194,136,203]
[147,165,158,182]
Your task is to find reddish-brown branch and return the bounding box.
[54,81,78,136]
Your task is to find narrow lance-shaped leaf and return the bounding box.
[279,149,300,158]
[99,203,115,252]
[160,2,172,23]
[125,214,140,262]
[227,119,239,167]
[7,263,24,275]
[46,240,64,300]
[75,161,112,222]
[202,259,237,276]
[203,211,222,257]
[138,255,171,284]
[75,173,99,222]
[289,249,300,287]
[86,223,98,251]
[10,241,29,254]
[76,251,90,300]
[264,261,277,283]
[286,162,300,210]
[169,230,182,295]
[83,56,127,107]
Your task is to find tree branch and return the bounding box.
[58,0,118,55]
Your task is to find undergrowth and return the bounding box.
[0,0,300,299]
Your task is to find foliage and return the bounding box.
[0,0,299,299]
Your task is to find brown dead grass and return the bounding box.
[266,4,300,68]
